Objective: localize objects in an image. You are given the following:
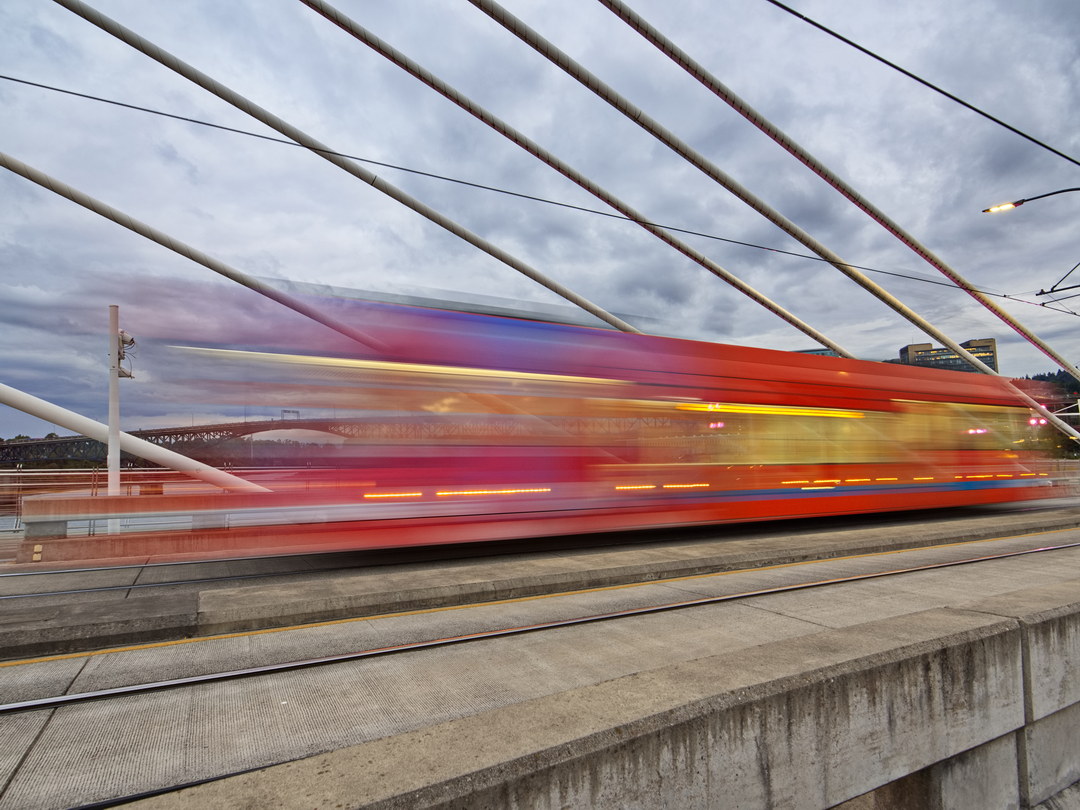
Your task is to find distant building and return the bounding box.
[794,348,842,357]
[890,338,998,373]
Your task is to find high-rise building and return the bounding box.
[892,338,998,373]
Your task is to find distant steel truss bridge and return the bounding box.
[0,415,677,467]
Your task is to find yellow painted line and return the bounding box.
[662,483,709,489]
[3,525,1077,669]
[615,485,656,491]
[363,492,423,499]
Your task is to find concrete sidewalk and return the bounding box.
[134,574,1080,809]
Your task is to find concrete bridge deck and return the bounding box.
[2,504,1080,808]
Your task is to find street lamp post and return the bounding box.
[982,187,1080,213]
[984,188,1080,296]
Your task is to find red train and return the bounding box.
[19,299,1060,563]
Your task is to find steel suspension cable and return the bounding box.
[464,1,973,367]
[466,0,1080,442]
[51,0,639,336]
[0,152,390,356]
[598,0,1080,389]
[296,0,850,357]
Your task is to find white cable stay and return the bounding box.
[50,0,638,336]
[0,383,270,493]
[297,0,851,359]
[597,0,1080,390]
[465,0,1080,441]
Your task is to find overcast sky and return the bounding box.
[2,0,1079,438]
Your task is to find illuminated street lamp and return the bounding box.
[982,187,1080,213]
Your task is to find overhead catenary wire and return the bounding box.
[4,72,1076,317]
[296,0,850,357]
[597,0,1080,391]
[759,0,1080,171]
[467,0,1080,442]
[467,1,996,368]
[49,0,640,336]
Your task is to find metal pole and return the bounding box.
[107,304,120,532]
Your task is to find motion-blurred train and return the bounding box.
[147,293,1059,552]
[21,293,1061,563]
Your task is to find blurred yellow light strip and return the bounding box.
[782,480,810,484]
[363,492,423,499]
[176,347,624,386]
[615,484,656,490]
[676,402,864,418]
[813,479,841,484]
[1021,473,1036,477]
[436,488,552,496]
[913,477,934,481]
[662,483,709,489]
[845,478,870,483]
[876,477,898,481]
[801,486,835,490]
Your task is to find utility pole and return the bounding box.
[107,305,121,533]
[107,305,134,532]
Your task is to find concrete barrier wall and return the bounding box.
[141,581,1080,810]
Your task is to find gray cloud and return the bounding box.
[2,0,1079,439]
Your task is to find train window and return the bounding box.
[892,402,1028,451]
[745,411,900,465]
[586,398,1025,468]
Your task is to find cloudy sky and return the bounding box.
[2,0,1079,439]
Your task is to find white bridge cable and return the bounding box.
[50,0,639,336]
[0,152,389,357]
[465,0,988,371]
[296,0,852,358]
[0,383,270,493]
[466,0,1080,443]
[597,0,1080,389]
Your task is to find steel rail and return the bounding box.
[4,536,1079,715]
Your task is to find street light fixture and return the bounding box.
[982,187,1080,213]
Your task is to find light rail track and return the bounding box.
[5,534,1079,716]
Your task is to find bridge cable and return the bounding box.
[5,73,1075,317]
[598,0,1080,391]
[466,0,1080,442]
[296,0,850,357]
[0,152,390,355]
[49,0,639,336]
